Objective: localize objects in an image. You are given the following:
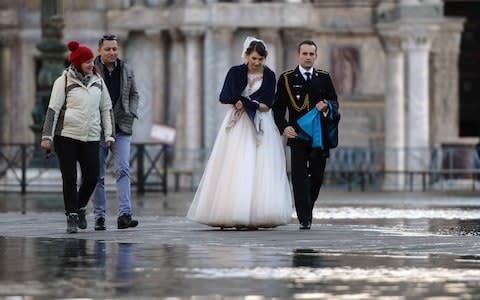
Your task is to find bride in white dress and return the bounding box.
[186,37,293,229]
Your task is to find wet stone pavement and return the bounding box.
[1,190,480,299]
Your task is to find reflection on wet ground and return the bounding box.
[1,237,480,299]
[1,191,480,299]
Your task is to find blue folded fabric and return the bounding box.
[296,109,323,148]
[296,102,340,149]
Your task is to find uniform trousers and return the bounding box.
[290,142,327,224]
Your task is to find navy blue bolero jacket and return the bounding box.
[219,64,276,122]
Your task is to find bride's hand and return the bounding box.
[258,103,269,112]
[235,100,243,110]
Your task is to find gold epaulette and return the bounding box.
[282,69,296,77]
[315,69,329,75]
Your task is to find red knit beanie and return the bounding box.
[67,40,94,69]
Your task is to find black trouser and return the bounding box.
[54,136,100,215]
[290,143,326,224]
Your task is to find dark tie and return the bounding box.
[305,72,311,82]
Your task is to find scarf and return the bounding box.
[68,65,93,87]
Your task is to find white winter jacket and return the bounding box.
[42,69,115,143]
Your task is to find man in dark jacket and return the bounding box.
[91,34,139,231]
[273,40,338,230]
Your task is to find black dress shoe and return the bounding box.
[299,222,311,230]
[95,217,106,231]
[117,214,139,229]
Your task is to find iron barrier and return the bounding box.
[0,143,478,193]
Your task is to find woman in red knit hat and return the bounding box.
[40,40,115,233]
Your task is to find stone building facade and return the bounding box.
[0,0,477,174]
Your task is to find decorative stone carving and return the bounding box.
[401,24,439,51]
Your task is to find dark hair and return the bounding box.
[297,40,317,54]
[98,34,118,48]
[245,40,268,58]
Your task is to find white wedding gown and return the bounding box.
[186,81,293,228]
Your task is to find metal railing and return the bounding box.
[324,145,480,191]
[0,143,478,193]
[0,143,169,194]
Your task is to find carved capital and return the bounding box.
[377,25,403,53]
[211,27,235,41]
[400,23,439,51]
[281,29,312,46]
[258,28,279,43]
[180,26,205,38]
[0,32,17,47]
[431,17,465,55]
[168,29,182,42]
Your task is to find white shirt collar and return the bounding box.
[299,65,314,79]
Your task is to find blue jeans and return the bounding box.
[92,133,132,218]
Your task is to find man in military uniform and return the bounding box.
[273,40,338,230]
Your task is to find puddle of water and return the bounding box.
[313,206,480,220]
[1,237,480,299]
[311,206,480,236]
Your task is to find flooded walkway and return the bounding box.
[1,190,480,299]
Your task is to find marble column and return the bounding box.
[168,30,186,164]
[146,30,167,125]
[0,36,14,143]
[281,29,312,70]
[377,28,405,190]
[125,31,154,142]
[430,18,464,146]
[182,27,204,162]
[203,27,233,150]
[258,28,280,74]
[402,24,438,173]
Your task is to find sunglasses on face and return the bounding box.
[102,34,117,40]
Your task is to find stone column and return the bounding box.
[146,30,167,125]
[430,18,464,146]
[401,24,439,174]
[125,31,154,142]
[377,28,406,190]
[168,30,186,164]
[181,27,204,162]
[0,36,14,143]
[281,29,312,70]
[259,28,280,74]
[203,27,233,150]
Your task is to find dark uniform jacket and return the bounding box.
[273,66,338,149]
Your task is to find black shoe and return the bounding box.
[95,217,106,231]
[299,222,311,230]
[78,208,87,230]
[117,214,139,229]
[66,213,78,234]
